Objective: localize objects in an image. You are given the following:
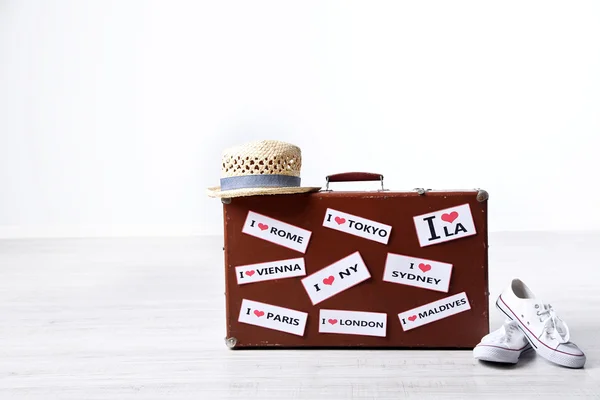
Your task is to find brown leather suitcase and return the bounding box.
[221,172,489,349]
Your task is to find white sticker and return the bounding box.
[238,299,308,336]
[301,251,371,305]
[413,203,477,247]
[319,309,387,337]
[322,208,392,245]
[397,292,471,331]
[242,211,312,253]
[383,253,453,293]
[235,257,306,285]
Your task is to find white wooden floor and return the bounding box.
[0,233,599,399]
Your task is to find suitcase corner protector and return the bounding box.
[476,189,489,202]
[225,336,238,349]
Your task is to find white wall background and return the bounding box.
[1,0,599,238]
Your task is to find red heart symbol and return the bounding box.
[245,270,255,277]
[408,315,417,322]
[441,211,459,223]
[419,263,431,273]
[328,319,338,325]
[257,223,269,231]
[334,216,346,225]
[323,276,335,285]
[254,310,264,317]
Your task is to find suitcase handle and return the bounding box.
[325,172,385,191]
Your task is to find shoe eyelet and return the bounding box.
[527,321,530,325]
[535,304,539,309]
[521,314,524,318]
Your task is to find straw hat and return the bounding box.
[207,140,321,198]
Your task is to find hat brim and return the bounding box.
[207,185,322,199]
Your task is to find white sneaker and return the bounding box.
[496,279,586,369]
[473,320,533,363]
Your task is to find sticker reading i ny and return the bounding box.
[242,211,312,253]
[322,208,392,245]
[301,251,371,305]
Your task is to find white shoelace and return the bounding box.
[499,322,516,343]
[537,304,570,343]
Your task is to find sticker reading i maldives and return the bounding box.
[322,208,392,245]
[242,211,312,253]
[301,251,371,305]
[383,253,453,293]
[413,203,476,247]
[397,292,471,332]
[238,299,308,336]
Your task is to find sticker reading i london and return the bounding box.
[242,211,312,253]
[319,309,387,337]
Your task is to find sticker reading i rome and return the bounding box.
[238,299,308,336]
[242,211,312,253]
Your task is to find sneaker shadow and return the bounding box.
[477,348,536,369]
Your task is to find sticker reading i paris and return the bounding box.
[238,299,308,336]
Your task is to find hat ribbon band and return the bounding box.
[220,174,301,190]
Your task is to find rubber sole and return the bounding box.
[496,296,586,369]
[473,344,532,364]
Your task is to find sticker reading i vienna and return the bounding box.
[242,211,312,253]
[235,257,306,285]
